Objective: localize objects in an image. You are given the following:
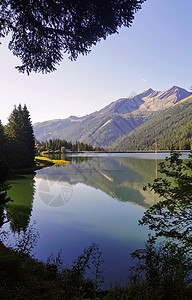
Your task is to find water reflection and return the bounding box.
[36,156,160,209]
[6,174,35,233]
[38,176,73,207]
[2,155,165,288]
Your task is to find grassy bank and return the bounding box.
[35,156,70,167]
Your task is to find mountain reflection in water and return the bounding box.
[3,154,167,288]
[36,155,160,209]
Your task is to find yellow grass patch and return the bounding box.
[35,156,70,166]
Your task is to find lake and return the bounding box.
[2,152,190,288]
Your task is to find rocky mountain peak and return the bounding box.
[138,88,154,98]
[33,86,190,147]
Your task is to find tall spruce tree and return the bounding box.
[5,104,35,169]
[0,120,9,180]
[22,104,36,166]
[0,120,10,224]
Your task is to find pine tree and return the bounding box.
[0,119,10,219]
[5,104,35,168]
[0,120,9,180]
[22,104,36,166]
[0,0,145,74]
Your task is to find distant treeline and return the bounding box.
[36,139,104,153]
[0,104,35,181]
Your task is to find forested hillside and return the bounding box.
[109,95,192,151]
[34,86,189,147]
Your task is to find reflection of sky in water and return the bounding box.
[33,181,148,288]
[4,153,185,288]
[35,181,146,240]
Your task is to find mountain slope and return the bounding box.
[33,86,190,146]
[109,94,192,151]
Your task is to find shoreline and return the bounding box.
[67,150,191,154]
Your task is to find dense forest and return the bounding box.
[110,95,192,151]
[36,138,104,153]
[0,104,35,181]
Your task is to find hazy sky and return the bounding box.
[1,0,192,125]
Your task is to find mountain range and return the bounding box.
[110,93,192,151]
[33,86,190,147]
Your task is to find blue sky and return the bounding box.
[0,0,192,124]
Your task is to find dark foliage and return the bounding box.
[5,104,35,169]
[0,241,103,300]
[0,184,11,227]
[130,236,192,300]
[0,0,145,74]
[140,152,192,248]
[104,237,192,300]
[0,120,10,181]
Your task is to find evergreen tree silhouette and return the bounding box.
[5,104,35,168]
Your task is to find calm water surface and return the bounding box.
[3,152,189,288]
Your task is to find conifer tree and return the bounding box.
[5,104,35,168]
[0,0,145,74]
[0,120,9,180]
[22,104,36,166]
